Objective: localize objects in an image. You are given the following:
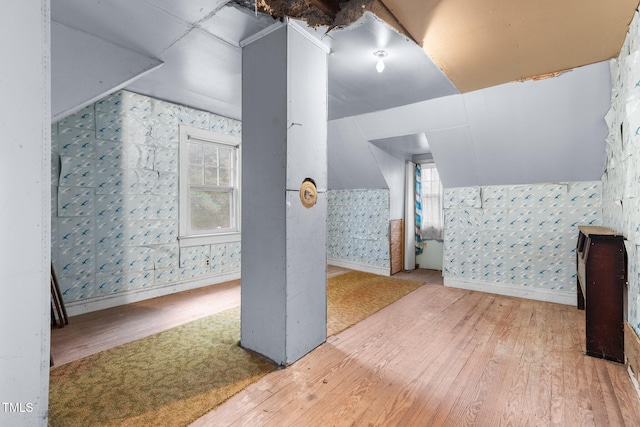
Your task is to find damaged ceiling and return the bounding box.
[244,0,638,91]
[51,0,640,187]
[51,0,639,119]
[236,0,409,34]
[382,0,639,92]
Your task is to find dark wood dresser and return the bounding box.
[576,225,627,363]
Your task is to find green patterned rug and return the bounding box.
[327,271,425,336]
[49,271,423,426]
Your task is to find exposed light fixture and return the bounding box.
[374,50,387,73]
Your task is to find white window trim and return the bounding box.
[178,125,241,247]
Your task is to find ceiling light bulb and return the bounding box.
[374,50,387,73]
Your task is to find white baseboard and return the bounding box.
[444,277,576,306]
[328,258,390,277]
[65,271,241,316]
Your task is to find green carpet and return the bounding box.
[49,271,423,426]
[327,271,425,336]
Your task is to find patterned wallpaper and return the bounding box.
[51,90,242,304]
[603,9,640,335]
[327,189,390,271]
[443,182,601,293]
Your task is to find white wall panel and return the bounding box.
[327,117,388,190]
[241,23,328,365]
[463,62,610,186]
[0,1,51,424]
[241,25,289,363]
[369,144,406,219]
[354,94,468,142]
[52,22,162,122]
[338,62,610,190]
[286,27,328,191]
[427,126,480,188]
[285,191,327,362]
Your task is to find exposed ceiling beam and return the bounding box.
[310,0,340,19]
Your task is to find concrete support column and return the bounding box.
[241,21,328,365]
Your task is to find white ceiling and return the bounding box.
[301,14,459,120]
[369,133,430,161]
[51,0,275,120]
[51,0,624,187]
[52,1,452,121]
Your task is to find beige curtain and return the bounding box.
[419,163,443,241]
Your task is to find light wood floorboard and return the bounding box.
[191,283,640,426]
[51,267,640,426]
[50,266,438,366]
[50,279,241,366]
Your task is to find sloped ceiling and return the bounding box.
[51,22,163,121]
[302,14,459,120]
[353,61,611,188]
[51,0,276,120]
[50,0,640,189]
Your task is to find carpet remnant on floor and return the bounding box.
[327,271,424,336]
[49,271,424,426]
[49,307,274,427]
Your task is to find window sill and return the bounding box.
[178,232,241,247]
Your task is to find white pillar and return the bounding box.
[0,1,51,425]
[241,21,328,365]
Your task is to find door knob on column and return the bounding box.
[300,178,317,208]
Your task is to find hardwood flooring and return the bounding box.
[51,265,442,366]
[50,267,437,366]
[50,279,241,366]
[192,281,640,426]
[51,268,640,426]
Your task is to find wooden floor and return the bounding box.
[192,282,640,426]
[51,268,640,426]
[50,266,435,366]
[50,279,242,366]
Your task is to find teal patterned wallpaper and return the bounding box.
[443,182,601,302]
[327,189,390,272]
[51,90,242,306]
[602,11,640,335]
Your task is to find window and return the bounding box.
[179,125,241,246]
[418,163,443,241]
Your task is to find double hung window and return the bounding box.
[179,125,241,245]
